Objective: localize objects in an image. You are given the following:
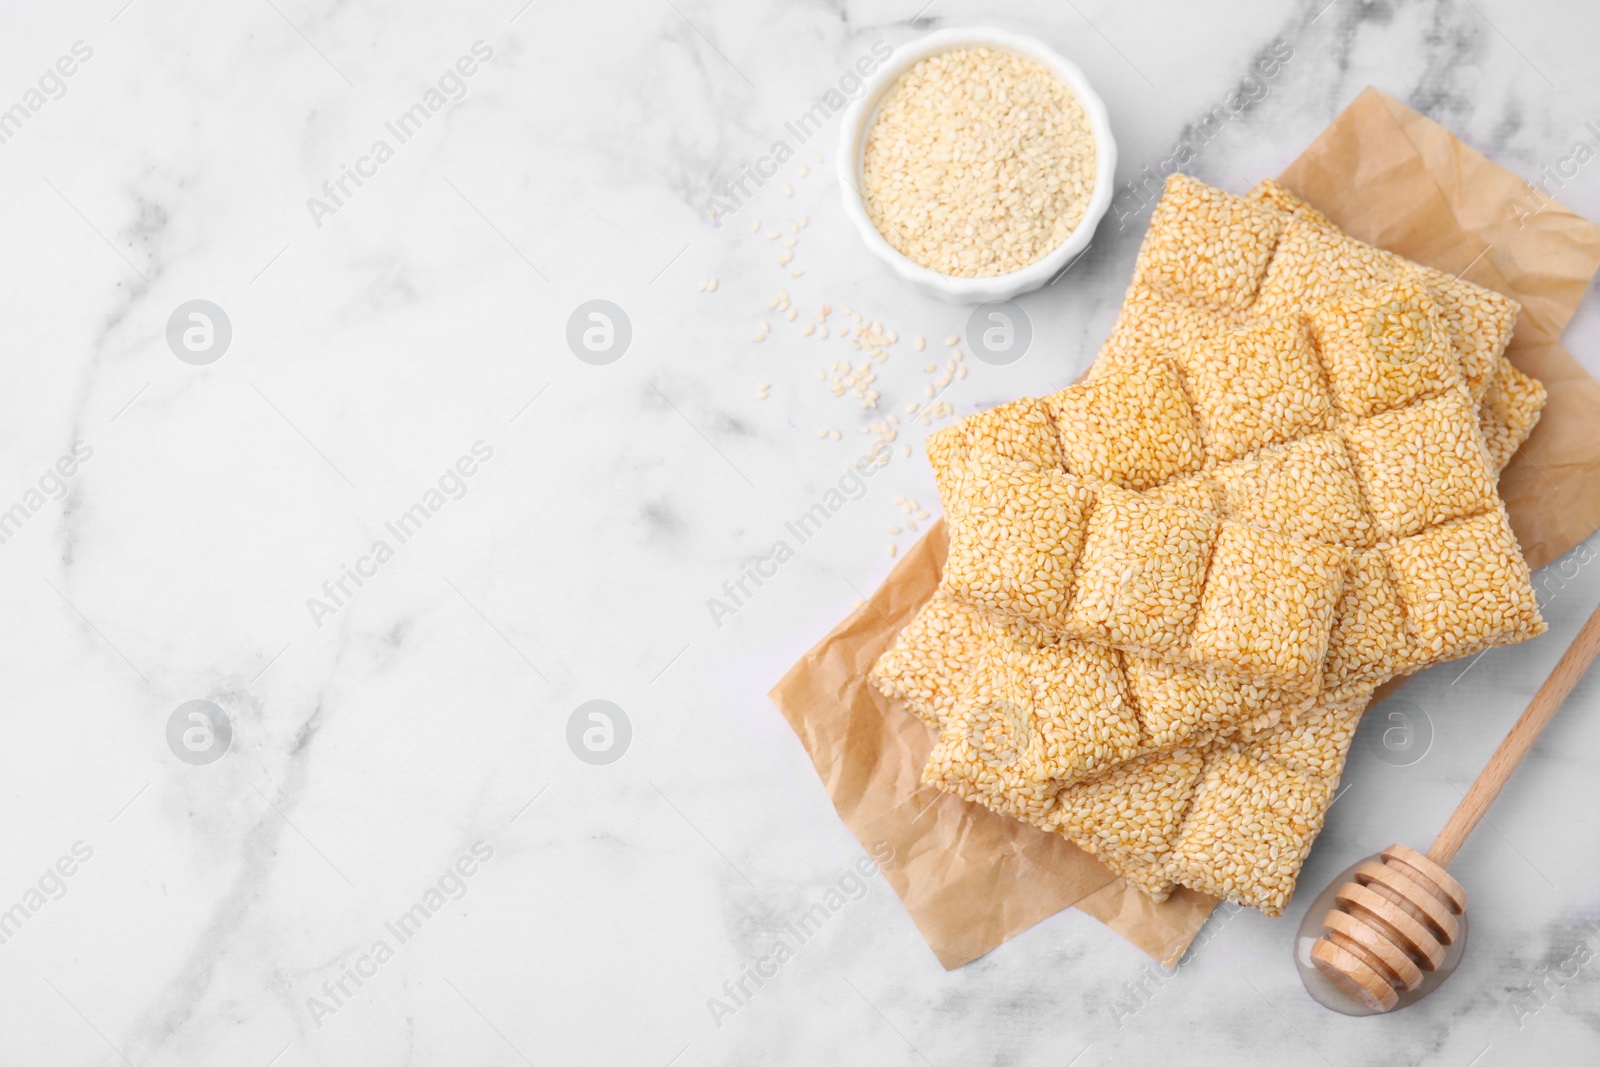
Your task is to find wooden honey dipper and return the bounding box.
[1305,598,1600,1013]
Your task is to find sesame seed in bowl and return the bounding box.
[839,29,1117,304]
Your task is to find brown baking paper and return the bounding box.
[769,86,1600,970]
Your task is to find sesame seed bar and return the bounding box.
[1045,181,1548,912]
[904,299,1538,902]
[871,591,992,731]
[909,393,1313,766]
[908,281,1541,740]
[1249,179,1508,406]
[960,617,1145,786]
[881,292,1541,827]
[1051,743,1210,876]
[933,290,1536,901]
[940,456,1350,696]
[888,284,1542,696]
[1047,283,1544,698]
[870,587,1302,798]
[1098,174,1545,469]
[870,175,1549,916]
[1051,687,1368,909]
[922,697,1062,824]
[1158,690,1369,914]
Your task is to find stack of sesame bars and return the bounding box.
[869,174,1548,915]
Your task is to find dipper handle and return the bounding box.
[1428,598,1600,867]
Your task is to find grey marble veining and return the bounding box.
[0,1,1597,1064]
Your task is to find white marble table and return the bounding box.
[2,1,1598,1063]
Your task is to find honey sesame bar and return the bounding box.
[908,289,1539,901]
[1047,282,1544,698]
[904,281,1540,751]
[1098,174,1545,470]
[870,176,1549,915]
[871,591,992,731]
[1057,687,1367,910]
[1047,183,1547,911]
[940,457,1349,696]
[1157,690,1370,914]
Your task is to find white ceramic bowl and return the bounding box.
[838,27,1118,305]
